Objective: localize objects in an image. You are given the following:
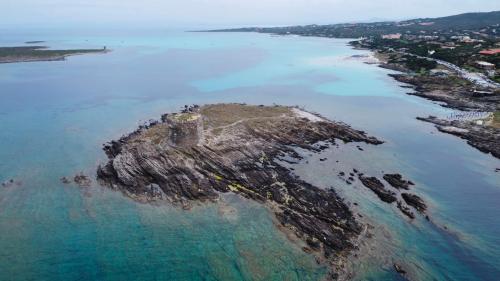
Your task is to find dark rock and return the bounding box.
[60,177,71,184]
[1,179,11,187]
[306,237,321,250]
[383,174,414,190]
[394,263,407,275]
[2,179,20,188]
[397,201,415,219]
[402,193,427,212]
[302,247,313,254]
[359,176,397,203]
[318,144,329,150]
[73,173,92,187]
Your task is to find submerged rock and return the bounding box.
[73,173,92,187]
[97,103,385,273]
[394,263,407,275]
[60,177,71,184]
[1,178,21,188]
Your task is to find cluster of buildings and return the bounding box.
[378,31,499,81]
[476,49,499,78]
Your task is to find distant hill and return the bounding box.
[412,11,500,30]
[396,11,500,31]
[211,11,500,39]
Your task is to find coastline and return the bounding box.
[368,47,500,159]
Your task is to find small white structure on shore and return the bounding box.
[382,33,402,40]
[475,61,495,70]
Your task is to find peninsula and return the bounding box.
[97,103,427,279]
[0,45,108,64]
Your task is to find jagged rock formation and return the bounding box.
[383,174,414,190]
[357,172,426,220]
[358,176,397,203]
[97,104,386,276]
[402,193,427,213]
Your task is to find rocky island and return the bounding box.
[96,103,427,279]
[0,46,108,64]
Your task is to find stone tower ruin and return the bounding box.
[166,113,203,147]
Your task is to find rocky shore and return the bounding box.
[96,104,427,279]
[387,73,500,112]
[374,52,500,160]
[417,116,500,159]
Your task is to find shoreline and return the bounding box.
[368,48,500,159]
[322,36,500,160]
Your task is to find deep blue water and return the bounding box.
[0,30,499,280]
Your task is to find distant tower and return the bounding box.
[166,113,203,147]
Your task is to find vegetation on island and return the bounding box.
[0,46,107,63]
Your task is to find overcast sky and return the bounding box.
[3,0,500,29]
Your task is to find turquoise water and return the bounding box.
[0,31,499,280]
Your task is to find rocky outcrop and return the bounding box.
[358,176,397,203]
[389,74,499,112]
[96,104,387,276]
[382,57,500,161]
[383,174,414,190]
[402,193,427,213]
[60,173,93,187]
[1,178,21,188]
[359,174,426,219]
[397,201,415,219]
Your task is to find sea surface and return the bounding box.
[0,30,499,281]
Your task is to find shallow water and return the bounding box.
[0,30,499,280]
